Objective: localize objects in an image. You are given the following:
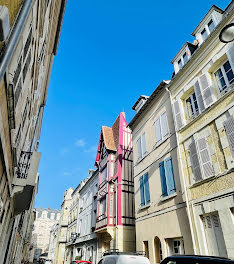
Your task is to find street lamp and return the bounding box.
[219,23,234,43]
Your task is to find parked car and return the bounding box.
[71,261,92,264]
[160,255,234,264]
[97,251,150,264]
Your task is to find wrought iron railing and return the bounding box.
[16,151,32,179]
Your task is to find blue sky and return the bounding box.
[35,0,230,209]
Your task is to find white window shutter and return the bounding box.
[197,137,214,178]
[161,112,169,138]
[137,138,142,159]
[189,141,202,182]
[198,73,214,108]
[155,118,162,143]
[226,44,234,72]
[194,80,205,113]
[223,116,234,156]
[173,100,183,131]
[142,133,146,155]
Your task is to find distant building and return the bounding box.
[32,208,60,260]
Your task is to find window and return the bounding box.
[178,59,183,70]
[208,19,215,32]
[201,28,208,41]
[189,137,214,182]
[214,60,234,93]
[155,112,169,144]
[202,213,227,257]
[185,93,199,120]
[159,157,176,197]
[99,196,106,216]
[143,241,149,259]
[101,166,107,183]
[140,173,150,206]
[137,132,146,160]
[167,238,185,255]
[183,52,188,64]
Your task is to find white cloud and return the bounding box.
[75,139,86,147]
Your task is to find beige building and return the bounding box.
[0,0,67,263]
[32,208,60,260]
[168,2,234,259]
[53,187,73,264]
[128,82,193,264]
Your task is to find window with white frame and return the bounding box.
[100,166,107,183]
[178,59,183,70]
[214,60,234,93]
[137,132,146,160]
[185,92,199,120]
[183,52,188,64]
[155,112,169,144]
[208,19,215,32]
[99,196,106,217]
[167,238,185,255]
[201,28,208,41]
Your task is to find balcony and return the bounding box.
[12,151,41,215]
[96,214,107,230]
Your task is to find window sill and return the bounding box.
[136,152,148,164]
[139,203,151,210]
[160,192,177,202]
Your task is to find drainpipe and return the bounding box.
[166,87,197,254]
[0,0,34,82]
[115,180,118,249]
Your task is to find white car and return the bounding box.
[98,252,151,264]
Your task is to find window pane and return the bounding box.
[101,167,107,183]
[155,118,162,142]
[192,93,199,112]
[137,138,142,159]
[215,69,227,91]
[178,59,183,69]
[208,19,215,32]
[142,133,146,155]
[201,28,208,41]
[186,97,194,117]
[223,61,234,84]
[161,112,169,138]
[183,52,188,64]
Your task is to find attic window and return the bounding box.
[208,19,215,33]
[201,28,208,41]
[183,52,188,64]
[178,59,183,70]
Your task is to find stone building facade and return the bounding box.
[32,208,60,260]
[0,0,66,263]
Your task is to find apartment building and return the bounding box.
[0,0,66,263]
[73,169,99,264]
[94,112,135,260]
[65,178,88,263]
[128,82,194,264]
[32,208,60,260]
[168,1,234,259]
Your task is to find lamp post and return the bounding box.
[219,23,234,43]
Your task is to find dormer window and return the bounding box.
[208,19,215,33]
[178,59,183,70]
[183,52,188,64]
[201,28,208,41]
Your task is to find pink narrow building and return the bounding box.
[94,112,135,259]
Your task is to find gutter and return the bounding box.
[0,0,34,82]
[166,87,197,254]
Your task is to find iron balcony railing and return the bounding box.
[16,151,33,179]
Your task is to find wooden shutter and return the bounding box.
[161,112,169,138]
[137,138,142,159]
[155,118,162,143]
[143,173,150,204]
[223,116,234,156]
[189,141,202,182]
[197,138,214,178]
[198,73,214,108]
[173,100,183,131]
[164,157,176,195]
[142,133,146,155]
[226,44,234,72]
[194,80,205,113]
[159,161,168,197]
[140,176,145,206]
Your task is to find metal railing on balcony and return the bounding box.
[16,151,32,179]
[96,214,107,229]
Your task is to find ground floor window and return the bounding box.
[167,238,184,255]
[154,236,163,263]
[202,213,227,258]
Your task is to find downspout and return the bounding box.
[166,86,197,254]
[0,0,34,82]
[115,181,118,249]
